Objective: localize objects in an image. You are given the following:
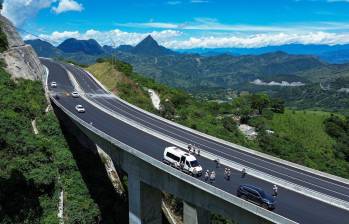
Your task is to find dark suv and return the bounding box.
[237,184,276,210]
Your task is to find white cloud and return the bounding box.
[52,0,83,14]
[164,32,349,49]
[115,19,349,33]
[251,79,305,87]
[2,0,83,26]
[23,28,349,49]
[3,0,56,26]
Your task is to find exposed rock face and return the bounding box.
[0,15,45,81]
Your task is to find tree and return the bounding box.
[251,93,270,114]
[324,115,349,162]
[271,98,285,113]
[223,117,237,133]
[231,95,252,122]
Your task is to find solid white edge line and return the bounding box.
[46,65,297,224]
[64,62,349,212]
[79,62,349,187]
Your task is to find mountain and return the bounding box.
[26,36,349,91]
[178,44,349,64]
[58,38,105,55]
[114,51,327,89]
[130,35,175,56]
[117,44,134,53]
[320,49,349,64]
[25,39,62,58]
[101,35,176,56]
[27,35,176,60]
[102,45,115,54]
[179,44,349,55]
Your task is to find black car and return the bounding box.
[237,184,276,210]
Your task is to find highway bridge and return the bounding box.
[41,58,349,224]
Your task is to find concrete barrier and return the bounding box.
[81,65,349,187]
[65,65,349,211]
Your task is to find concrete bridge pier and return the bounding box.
[183,201,210,224]
[128,174,163,224]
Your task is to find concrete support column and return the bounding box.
[128,174,162,224]
[128,174,142,224]
[183,201,210,224]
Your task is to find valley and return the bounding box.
[27,35,349,114]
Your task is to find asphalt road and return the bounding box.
[42,59,349,224]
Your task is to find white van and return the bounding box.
[163,146,203,176]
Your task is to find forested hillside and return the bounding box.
[0,67,104,223]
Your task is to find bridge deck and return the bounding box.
[42,59,349,224]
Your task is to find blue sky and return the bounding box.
[3,0,349,48]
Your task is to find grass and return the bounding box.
[86,62,122,92]
[269,110,336,155]
[263,110,349,177]
[87,61,155,111]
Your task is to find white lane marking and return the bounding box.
[89,96,349,200]
[65,64,349,201]
[76,68,349,197]
[74,64,349,191]
[62,62,349,189]
[71,62,349,197]
[49,92,298,224]
[60,62,349,212]
[109,98,349,190]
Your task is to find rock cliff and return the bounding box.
[0,15,45,81]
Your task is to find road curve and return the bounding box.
[42,59,349,224]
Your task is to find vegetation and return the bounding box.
[87,60,155,112]
[0,68,100,223]
[27,37,349,114]
[192,76,349,114]
[255,110,349,177]
[0,22,8,53]
[324,115,349,162]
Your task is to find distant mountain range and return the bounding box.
[25,35,176,63]
[25,35,349,91]
[178,44,349,64]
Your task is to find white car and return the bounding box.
[71,91,79,98]
[75,105,85,113]
[163,146,202,176]
[50,81,57,87]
